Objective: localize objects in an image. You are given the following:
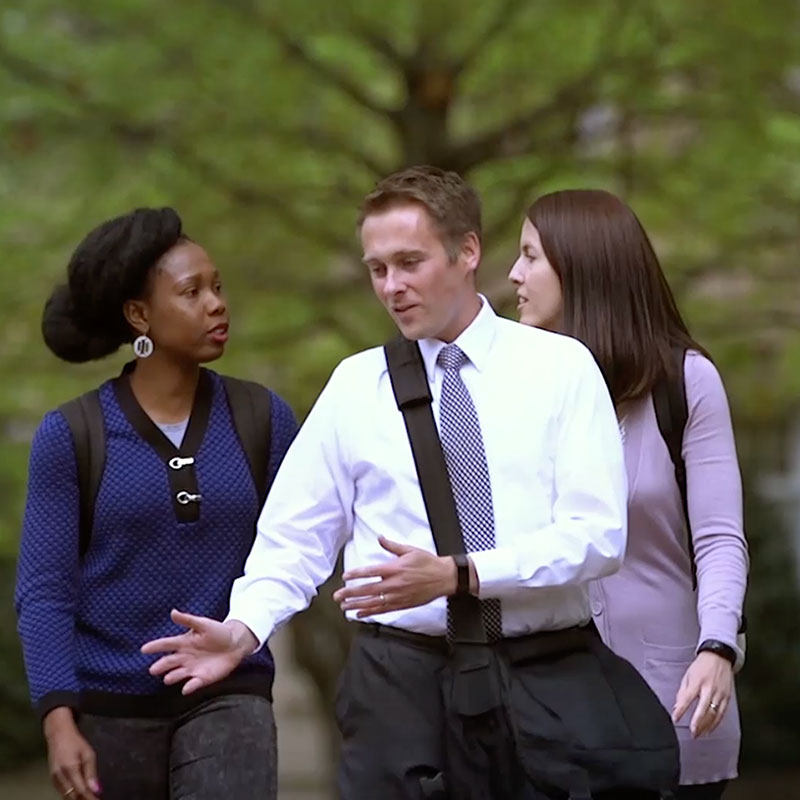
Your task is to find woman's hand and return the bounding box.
[43,707,100,799]
[672,651,734,738]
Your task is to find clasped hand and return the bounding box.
[332,536,456,617]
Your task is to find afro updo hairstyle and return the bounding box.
[42,207,184,363]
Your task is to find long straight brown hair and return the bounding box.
[527,189,707,405]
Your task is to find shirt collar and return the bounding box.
[417,295,497,382]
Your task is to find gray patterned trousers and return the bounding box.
[78,693,277,799]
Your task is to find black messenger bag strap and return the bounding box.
[384,336,487,646]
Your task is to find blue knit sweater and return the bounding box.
[15,369,297,718]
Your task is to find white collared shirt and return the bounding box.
[228,298,627,644]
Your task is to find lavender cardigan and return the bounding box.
[589,351,748,785]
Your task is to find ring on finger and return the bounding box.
[380,592,386,605]
[64,789,76,798]
[709,701,720,713]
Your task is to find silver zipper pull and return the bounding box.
[176,491,202,505]
[169,456,195,470]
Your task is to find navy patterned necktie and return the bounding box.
[437,343,503,641]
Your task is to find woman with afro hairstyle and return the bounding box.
[15,207,297,800]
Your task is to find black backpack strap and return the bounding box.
[384,336,487,646]
[222,376,273,507]
[59,390,105,558]
[652,347,696,589]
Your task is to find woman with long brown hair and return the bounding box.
[508,189,748,799]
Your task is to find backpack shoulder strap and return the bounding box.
[384,336,487,645]
[652,347,696,588]
[58,390,105,558]
[222,376,273,507]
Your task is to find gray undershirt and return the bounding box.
[156,418,189,449]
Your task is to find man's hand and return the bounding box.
[672,651,734,738]
[333,536,467,617]
[141,609,257,695]
[44,706,100,800]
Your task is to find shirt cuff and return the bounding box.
[469,548,519,598]
[223,610,272,653]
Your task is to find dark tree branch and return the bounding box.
[340,13,406,66]
[168,145,357,252]
[481,161,566,243]
[0,41,357,253]
[259,124,389,177]
[457,0,529,73]
[452,0,643,172]
[450,53,630,172]
[208,0,397,120]
[272,30,393,118]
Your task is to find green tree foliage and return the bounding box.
[2,0,800,422]
[1,0,799,770]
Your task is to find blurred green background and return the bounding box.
[2,1,800,797]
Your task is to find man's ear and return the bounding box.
[123,299,149,336]
[461,231,481,277]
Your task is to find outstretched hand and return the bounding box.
[332,536,457,617]
[141,609,258,695]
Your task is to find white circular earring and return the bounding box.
[132,334,154,358]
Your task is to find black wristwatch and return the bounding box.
[452,554,471,595]
[697,639,736,666]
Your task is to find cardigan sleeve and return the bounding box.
[14,410,83,718]
[683,352,749,662]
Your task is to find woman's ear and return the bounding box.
[123,299,149,336]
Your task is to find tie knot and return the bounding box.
[437,344,468,372]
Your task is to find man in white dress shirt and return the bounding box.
[143,166,679,799]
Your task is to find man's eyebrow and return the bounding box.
[361,249,425,264]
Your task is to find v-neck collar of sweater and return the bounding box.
[113,362,214,461]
